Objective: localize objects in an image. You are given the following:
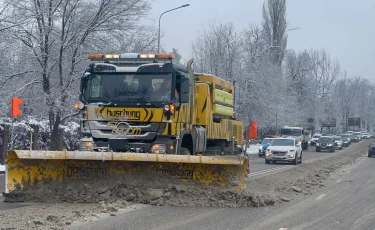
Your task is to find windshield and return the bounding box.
[83,73,174,103]
[333,137,341,141]
[262,138,273,144]
[271,139,295,146]
[319,137,332,142]
[354,132,361,135]
[281,129,302,136]
[313,134,321,138]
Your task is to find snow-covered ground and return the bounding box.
[246,144,260,155]
[0,164,4,173]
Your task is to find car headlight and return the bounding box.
[288,154,294,158]
[259,146,263,150]
[316,143,320,146]
[266,149,272,152]
[328,144,332,146]
[266,153,270,156]
[288,149,296,152]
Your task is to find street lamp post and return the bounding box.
[157,4,189,53]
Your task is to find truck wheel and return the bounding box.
[303,142,308,150]
[180,147,190,155]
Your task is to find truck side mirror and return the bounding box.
[179,78,189,103]
[79,76,89,101]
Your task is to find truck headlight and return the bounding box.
[79,137,94,151]
[151,144,166,154]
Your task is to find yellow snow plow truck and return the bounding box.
[4,53,248,200]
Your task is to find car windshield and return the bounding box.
[364,133,370,135]
[313,134,321,138]
[271,139,295,146]
[319,137,332,142]
[83,73,174,103]
[262,138,273,144]
[354,132,361,135]
[333,137,341,141]
[281,129,302,136]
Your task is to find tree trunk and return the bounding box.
[50,111,62,150]
[0,124,9,165]
[30,124,39,150]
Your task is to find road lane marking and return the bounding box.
[248,165,293,177]
[279,228,288,230]
[336,179,342,183]
[315,194,326,200]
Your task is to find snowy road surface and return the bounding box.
[0,141,370,230]
[71,152,375,230]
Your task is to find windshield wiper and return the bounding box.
[96,101,117,106]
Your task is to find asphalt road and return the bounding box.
[0,142,361,210]
[247,143,359,179]
[72,145,375,230]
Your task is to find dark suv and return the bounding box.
[316,136,336,152]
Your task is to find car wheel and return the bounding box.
[292,155,297,165]
[265,159,270,164]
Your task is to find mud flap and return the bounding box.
[4,150,249,200]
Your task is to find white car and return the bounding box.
[332,136,343,149]
[362,133,371,139]
[310,133,322,146]
[265,138,302,165]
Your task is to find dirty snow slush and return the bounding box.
[0,141,368,229]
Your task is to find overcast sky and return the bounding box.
[147,0,375,80]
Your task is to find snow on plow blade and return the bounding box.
[4,150,249,198]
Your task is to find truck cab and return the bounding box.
[280,126,309,150]
[76,53,243,156]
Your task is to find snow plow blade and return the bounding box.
[4,150,249,200]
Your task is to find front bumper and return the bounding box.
[316,145,334,151]
[265,153,296,162]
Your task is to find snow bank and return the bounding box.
[0,164,4,173]
[246,144,260,155]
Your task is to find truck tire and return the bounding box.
[180,147,190,155]
[302,142,308,150]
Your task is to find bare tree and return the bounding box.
[262,0,287,66]
[4,0,153,149]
